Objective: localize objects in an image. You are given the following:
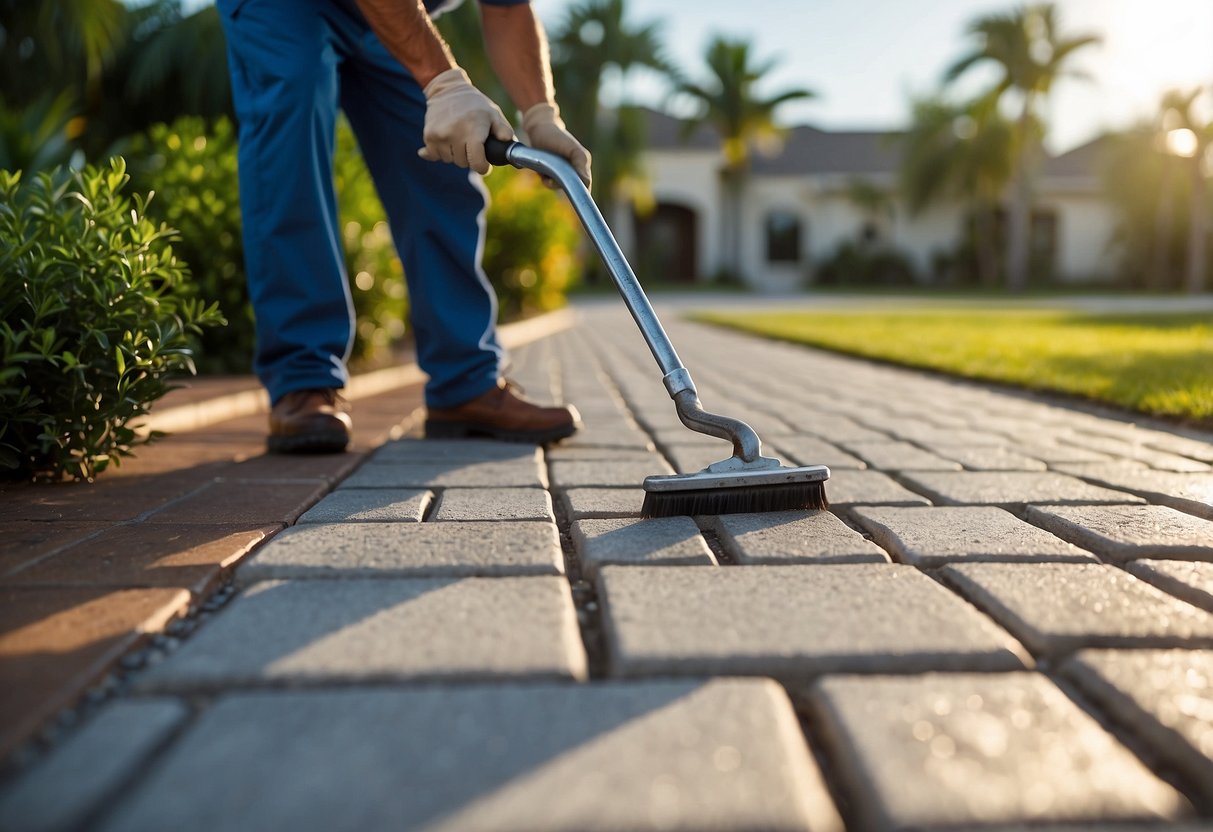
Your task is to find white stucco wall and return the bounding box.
[641,149,720,276]
[738,178,965,289]
[742,177,812,291]
[1039,192,1118,281]
[638,149,1117,287]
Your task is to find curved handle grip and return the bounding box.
[485,136,518,167]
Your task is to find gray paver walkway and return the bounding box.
[5,302,1213,830]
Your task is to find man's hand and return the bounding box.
[522,103,592,188]
[419,68,515,175]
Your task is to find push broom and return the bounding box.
[486,138,829,518]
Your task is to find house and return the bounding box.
[616,110,1116,291]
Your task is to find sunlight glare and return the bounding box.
[1165,127,1199,158]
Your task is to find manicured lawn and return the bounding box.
[692,308,1213,424]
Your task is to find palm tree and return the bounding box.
[946,3,1099,292]
[1159,87,1212,294]
[676,37,812,281]
[0,0,128,109]
[548,0,670,208]
[899,95,1015,286]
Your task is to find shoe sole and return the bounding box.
[267,430,350,455]
[424,420,578,444]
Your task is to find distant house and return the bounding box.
[617,110,1116,291]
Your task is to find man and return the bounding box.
[215,0,589,452]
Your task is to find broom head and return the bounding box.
[641,464,830,518]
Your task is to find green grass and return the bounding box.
[692,308,1213,425]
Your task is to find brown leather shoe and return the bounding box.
[425,380,580,444]
[267,389,352,454]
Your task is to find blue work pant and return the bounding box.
[216,0,503,407]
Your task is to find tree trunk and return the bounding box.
[1186,159,1208,294]
[718,165,745,281]
[1005,169,1032,292]
[1006,102,1035,293]
[1151,157,1175,290]
[974,204,999,288]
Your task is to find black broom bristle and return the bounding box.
[640,481,828,518]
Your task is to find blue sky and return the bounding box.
[530,0,1213,153]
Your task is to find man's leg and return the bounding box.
[330,2,579,443]
[335,20,503,410]
[219,0,352,400]
[218,0,354,451]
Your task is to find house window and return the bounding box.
[765,211,801,263]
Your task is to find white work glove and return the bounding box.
[419,67,514,175]
[521,103,592,188]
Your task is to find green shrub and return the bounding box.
[0,159,224,481]
[129,116,250,373]
[813,240,918,287]
[131,115,411,372]
[483,166,582,319]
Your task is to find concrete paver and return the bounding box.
[571,518,715,576]
[899,471,1146,507]
[772,418,891,443]
[0,700,187,832]
[296,488,431,523]
[4,524,278,594]
[598,565,1027,679]
[559,487,645,519]
[926,444,1049,471]
[1127,560,1213,611]
[1,586,190,759]
[662,443,767,474]
[1012,442,1118,465]
[1141,433,1213,464]
[1025,504,1213,562]
[821,469,932,507]
[1061,649,1213,803]
[810,672,1187,829]
[340,459,546,488]
[1051,467,1213,520]
[98,680,842,832]
[853,506,1095,566]
[767,436,867,469]
[879,424,1007,446]
[558,427,654,450]
[143,479,329,525]
[370,438,542,463]
[841,440,963,471]
[703,510,890,564]
[548,459,674,488]
[544,446,662,462]
[1061,434,1211,472]
[238,521,563,581]
[942,562,1213,655]
[431,487,555,522]
[137,578,586,690]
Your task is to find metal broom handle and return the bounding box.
[485,137,696,400]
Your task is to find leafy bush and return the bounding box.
[129,116,250,372]
[813,240,918,287]
[131,115,413,372]
[483,166,582,319]
[0,160,223,481]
